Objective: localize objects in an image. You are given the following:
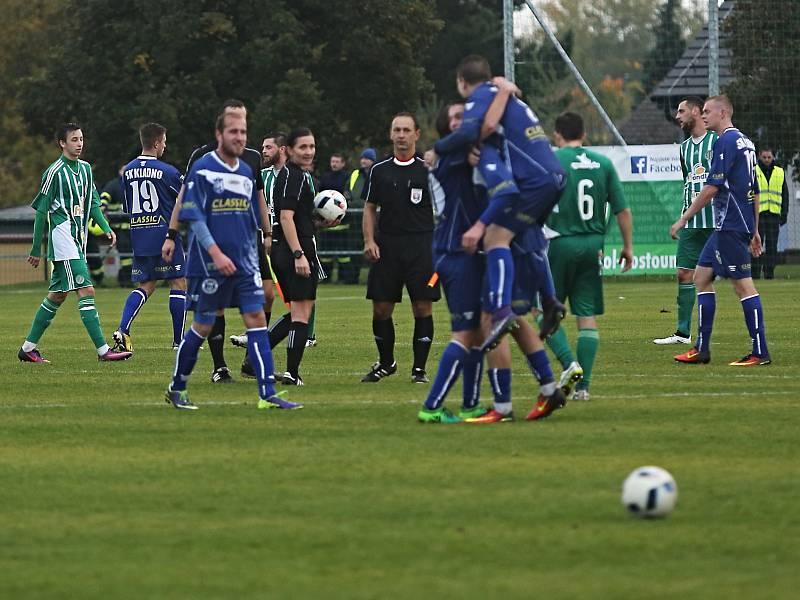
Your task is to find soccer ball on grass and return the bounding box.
[621,466,678,518]
[313,189,347,224]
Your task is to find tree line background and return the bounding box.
[0,0,793,207]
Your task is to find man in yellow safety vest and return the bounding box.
[753,147,789,279]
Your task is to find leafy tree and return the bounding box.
[0,0,60,208]
[725,0,800,174]
[514,29,575,133]
[16,0,440,181]
[425,0,506,102]
[642,0,685,93]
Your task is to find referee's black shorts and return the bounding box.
[257,229,273,281]
[366,232,441,303]
[272,237,318,301]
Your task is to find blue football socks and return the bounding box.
[424,341,467,411]
[119,288,148,334]
[696,291,716,353]
[172,327,206,391]
[169,290,187,345]
[461,347,484,410]
[486,247,514,313]
[247,326,277,399]
[741,294,769,357]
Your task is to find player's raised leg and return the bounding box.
[513,319,565,421]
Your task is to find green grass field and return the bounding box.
[2,278,799,599]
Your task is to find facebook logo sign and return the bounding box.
[630,156,648,174]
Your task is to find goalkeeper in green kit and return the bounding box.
[18,123,132,363]
[542,112,633,401]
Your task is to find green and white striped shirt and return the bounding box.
[680,131,717,229]
[31,156,102,261]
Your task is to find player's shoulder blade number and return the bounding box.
[129,180,160,214]
[578,178,594,220]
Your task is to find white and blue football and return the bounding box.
[313,189,347,224]
[621,466,678,518]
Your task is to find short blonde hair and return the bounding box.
[707,94,734,116]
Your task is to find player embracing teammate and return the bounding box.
[420,55,573,422]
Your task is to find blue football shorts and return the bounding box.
[187,271,266,324]
[435,252,484,332]
[697,230,753,280]
[131,250,186,283]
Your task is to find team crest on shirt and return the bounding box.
[410,188,423,204]
[213,177,225,194]
[243,179,253,197]
[202,278,219,294]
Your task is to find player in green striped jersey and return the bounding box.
[542,112,633,401]
[18,123,132,363]
[653,97,717,345]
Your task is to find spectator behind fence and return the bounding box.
[346,148,377,208]
[320,153,348,193]
[752,147,789,279]
[328,148,376,285]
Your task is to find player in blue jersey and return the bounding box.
[671,95,771,367]
[162,99,272,384]
[165,111,300,410]
[432,55,566,352]
[467,225,566,423]
[417,100,490,423]
[112,123,186,353]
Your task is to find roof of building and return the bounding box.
[617,1,735,145]
[618,98,683,145]
[650,1,735,101]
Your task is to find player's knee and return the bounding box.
[191,321,214,338]
[48,291,68,305]
[290,300,314,323]
[372,302,394,320]
[677,269,694,284]
[168,278,187,292]
[242,310,267,329]
[411,301,432,318]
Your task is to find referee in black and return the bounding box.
[268,127,328,386]
[161,99,272,383]
[361,112,440,383]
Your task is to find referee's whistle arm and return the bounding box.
[364,242,380,262]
